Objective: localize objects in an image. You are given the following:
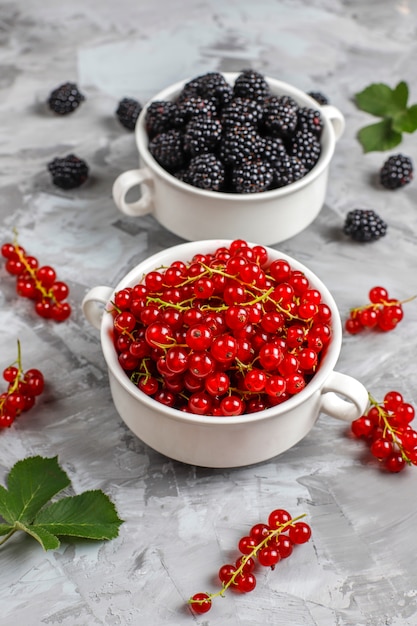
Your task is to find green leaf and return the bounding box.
[0,456,124,551]
[357,119,403,153]
[34,491,123,541]
[392,104,417,133]
[0,456,70,524]
[355,81,408,118]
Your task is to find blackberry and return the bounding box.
[307,91,329,106]
[174,96,217,127]
[145,100,178,138]
[183,153,225,192]
[116,97,142,131]
[380,154,413,190]
[233,69,270,102]
[180,72,233,109]
[272,155,307,188]
[47,154,89,189]
[262,95,299,138]
[231,158,274,193]
[47,82,85,115]
[149,129,186,172]
[221,97,264,130]
[261,136,287,168]
[296,107,323,137]
[219,125,265,166]
[287,129,321,171]
[343,209,387,242]
[184,116,222,157]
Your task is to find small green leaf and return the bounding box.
[0,456,70,524]
[392,104,417,133]
[34,491,123,541]
[355,81,408,118]
[357,119,402,153]
[0,523,13,537]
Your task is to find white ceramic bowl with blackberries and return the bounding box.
[82,239,368,468]
[112,70,345,246]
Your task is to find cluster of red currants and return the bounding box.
[345,285,413,334]
[351,390,417,472]
[189,508,311,614]
[111,240,332,417]
[1,238,71,322]
[0,342,45,428]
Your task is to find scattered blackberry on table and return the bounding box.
[296,107,323,137]
[343,209,387,242]
[184,116,222,156]
[231,158,274,193]
[183,153,225,191]
[233,69,270,102]
[273,155,307,188]
[145,100,178,138]
[308,91,329,106]
[380,154,413,190]
[219,124,265,166]
[221,97,264,129]
[262,95,298,138]
[288,129,321,171]
[149,129,186,172]
[47,82,85,115]
[115,97,142,130]
[47,154,89,189]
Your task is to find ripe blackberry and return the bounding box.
[174,96,217,127]
[221,97,264,130]
[219,125,265,166]
[261,136,287,168]
[287,129,321,171]
[149,129,186,172]
[180,72,233,109]
[380,154,413,190]
[233,69,270,102]
[184,116,222,156]
[231,158,274,193]
[307,91,329,106]
[47,154,89,189]
[47,82,85,115]
[343,209,387,242]
[272,155,307,188]
[183,153,225,192]
[116,97,142,131]
[296,107,323,137]
[262,95,299,138]
[145,100,178,138]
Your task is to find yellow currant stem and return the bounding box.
[367,393,411,462]
[12,242,59,305]
[0,340,24,412]
[351,294,416,317]
[188,513,307,607]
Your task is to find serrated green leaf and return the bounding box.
[0,456,70,524]
[355,81,408,118]
[392,104,417,133]
[33,491,123,541]
[357,119,402,152]
[15,522,60,551]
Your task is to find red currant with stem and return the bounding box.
[189,593,212,614]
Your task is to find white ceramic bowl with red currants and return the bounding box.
[82,239,368,468]
[112,71,345,245]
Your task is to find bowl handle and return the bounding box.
[82,286,113,330]
[112,167,155,216]
[319,371,369,422]
[322,105,345,140]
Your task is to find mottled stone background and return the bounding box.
[1,1,417,624]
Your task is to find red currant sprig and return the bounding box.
[1,234,71,322]
[0,341,45,428]
[345,285,415,334]
[351,391,417,472]
[188,509,311,614]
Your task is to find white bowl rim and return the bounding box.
[135,72,337,201]
[100,240,343,427]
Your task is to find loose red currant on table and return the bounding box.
[350,391,417,473]
[1,235,71,322]
[188,509,311,614]
[0,341,45,429]
[345,285,415,334]
[110,240,333,417]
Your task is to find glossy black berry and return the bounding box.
[231,158,274,193]
[287,129,321,171]
[149,129,186,172]
[183,153,225,191]
[180,72,233,109]
[297,107,323,137]
[47,82,85,115]
[219,125,265,166]
[233,69,270,102]
[262,95,298,138]
[184,116,222,156]
[145,101,178,138]
[116,97,142,131]
[343,209,387,242]
[47,154,89,189]
[273,155,307,188]
[380,154,413,190]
